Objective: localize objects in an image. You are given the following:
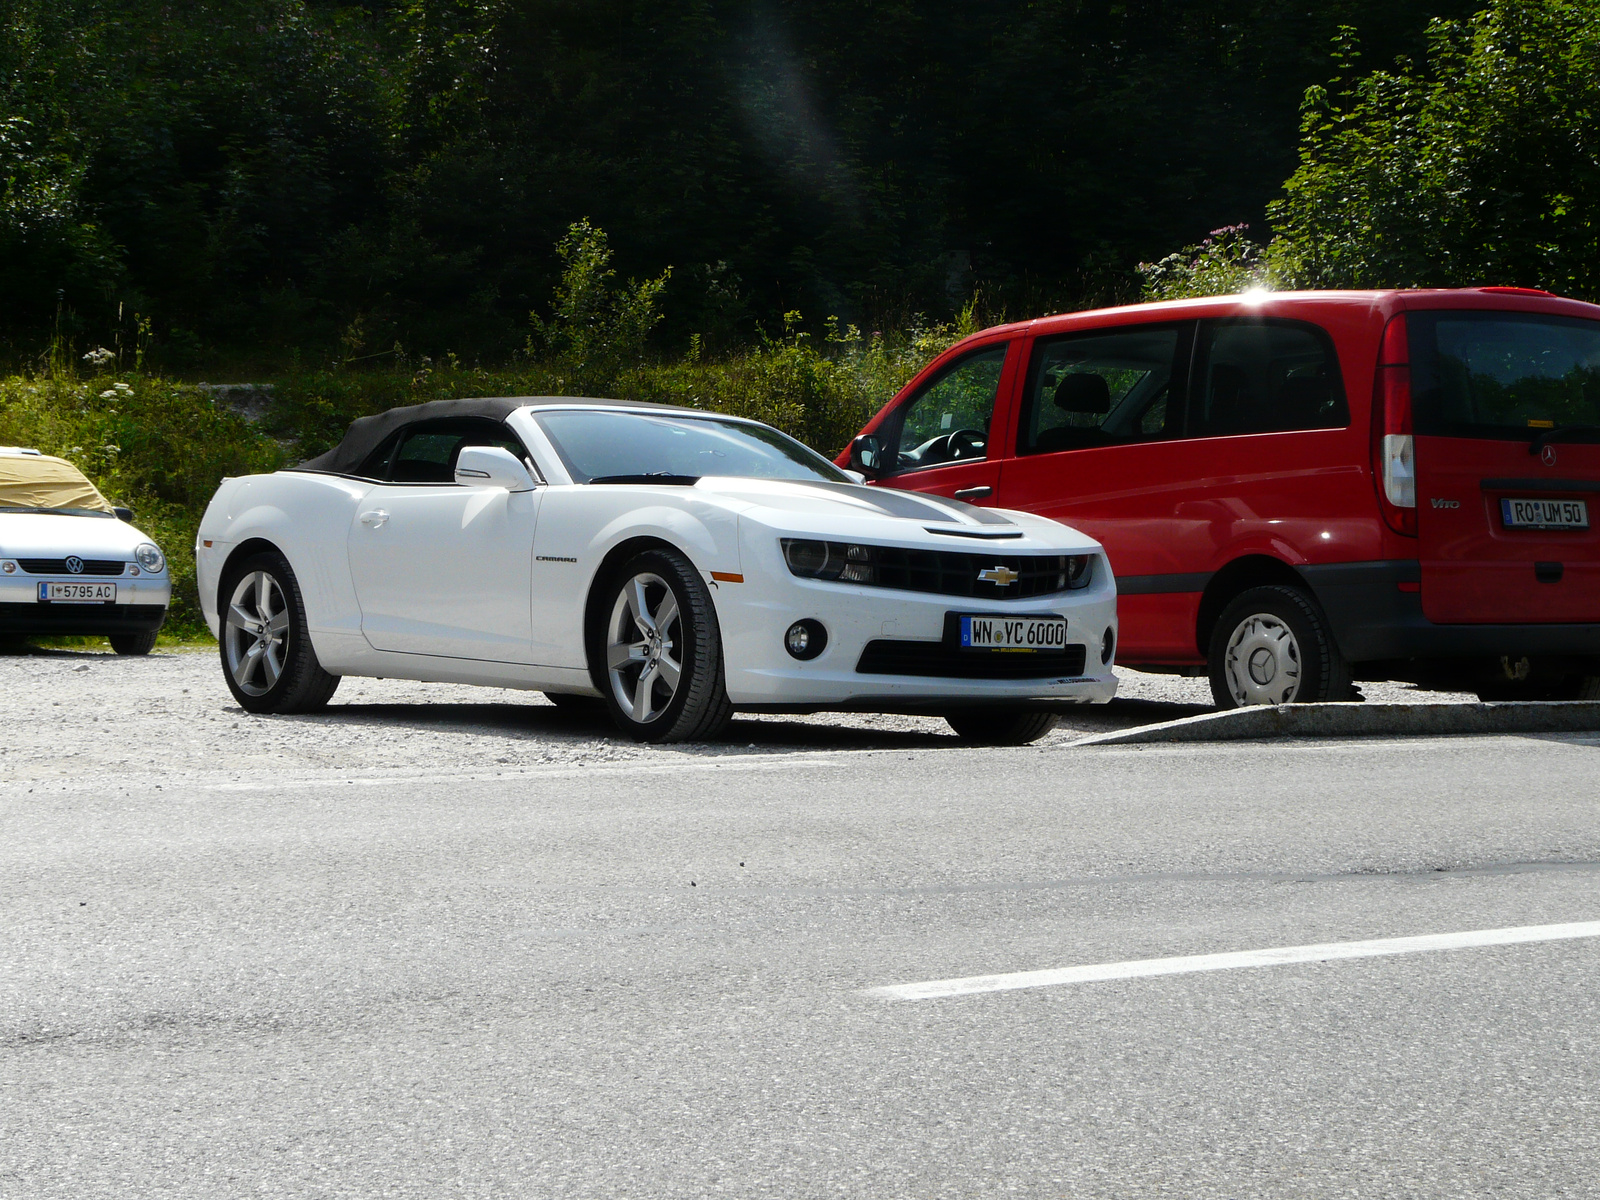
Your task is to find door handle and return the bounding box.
[953,486,992,501]
[360,509,389,528]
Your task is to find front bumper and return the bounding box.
[0,570,171,636]
[716,533,1119,708]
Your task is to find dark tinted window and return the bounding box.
[360,418,530,483]
[535,410,849,483]
[1018,325,1183,455]
[1190,320,1348,437]
[888,345,1008,474]
[1410,310,1600,440]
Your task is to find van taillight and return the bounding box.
[1372,315,1416,536]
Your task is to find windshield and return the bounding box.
[0,455,115,514]
[1411,311,1600,440]
[535,410,851,484]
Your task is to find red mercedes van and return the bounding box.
[842,289,1600,706]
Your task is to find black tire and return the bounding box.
[943,708,1060,745]
[109,630,159,656]
[587,547,733,743]
[218,550,340,714]
[1208,584,1351,709]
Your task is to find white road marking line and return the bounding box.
[870,920,1600,1000]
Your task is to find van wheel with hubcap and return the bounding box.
[943,708,1059,745]
[219,551,340,714]
[110,630,158,656]
[589,547,733,743]
[1208,585,1350,709]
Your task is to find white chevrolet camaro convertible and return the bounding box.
[196,397,1118,743]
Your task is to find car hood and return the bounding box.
[0,511,153,557]
[691,477,1099,550]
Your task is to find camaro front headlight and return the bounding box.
[781,539,877,583]
[134,543,165,573]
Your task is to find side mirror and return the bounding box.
[454,445,537,492]
[113,507,135,523]
[849,434,884,479]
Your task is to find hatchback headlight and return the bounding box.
[134,543,165,573]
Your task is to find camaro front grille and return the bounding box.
[871,550,1082,599]
[16,558,125,576]
[857,640,1089,679]
[781,538,1091,599]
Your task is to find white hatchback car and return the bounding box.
[196,398,1118,743]
[0,448,171,653]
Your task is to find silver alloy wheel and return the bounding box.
[224,570,290,697]
[605,571,683,724]
[1222,611,1302,706]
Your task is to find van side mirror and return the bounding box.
[849,434,884,479]
[113,507,135,523]
[454,445,537,492]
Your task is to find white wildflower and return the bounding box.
[81,347,116,369]
[99,389,119,399]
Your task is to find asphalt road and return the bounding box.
[3,648,1596,1198]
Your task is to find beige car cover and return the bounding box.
[0,455,114,514]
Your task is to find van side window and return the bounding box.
[1018,325,1184,455]
[1191,320,1348,437]
[887,344,1009,475]
[359,418,532,483]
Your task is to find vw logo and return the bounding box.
[977,565,1019,587]
[1542,444,1558,467]
[64,556,84,574]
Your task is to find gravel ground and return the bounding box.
[1,640,1475,784]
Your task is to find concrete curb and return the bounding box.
[1071,701,1600,746]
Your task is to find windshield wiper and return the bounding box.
[586,472,701,485]
[1530,424,1600,455]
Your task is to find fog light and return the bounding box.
[1101,626,1115,665]
[0,561,14,574]
[785,619,827,661]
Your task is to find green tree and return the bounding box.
[1268,1,1600,296]
[527,219,671,394]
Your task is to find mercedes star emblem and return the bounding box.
[1542,443,1558,467]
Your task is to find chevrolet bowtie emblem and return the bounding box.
[977,566,1018,586]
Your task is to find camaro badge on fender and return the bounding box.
[977,566,1018,586]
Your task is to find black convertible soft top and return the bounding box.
[295,395,687,475]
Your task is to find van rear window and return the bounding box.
[1410,311,1600,440]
